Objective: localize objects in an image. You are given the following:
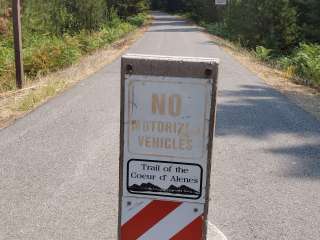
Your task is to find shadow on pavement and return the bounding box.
[149,11,199,33]
[269,144,320,178]
[216,84,320,178]
[148,27,200,33]
[216,85,320,138]
[151,16,181,22]
[151,21,187,27]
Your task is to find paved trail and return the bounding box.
[1,12,320,240]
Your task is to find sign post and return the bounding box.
[12,0,24,89]
[118,54,219,240]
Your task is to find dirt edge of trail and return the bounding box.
[205,32,320,122]
[0,21,151,130]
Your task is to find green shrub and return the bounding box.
[23,35,81,77]
[128,13,147,27]
[291,43,320,85]
[0,10,147,93]
[76,20,137,54]
[0,42,13,73]
[77,31,105,53]
[254,46,272,61]
[22,0,149,35]
[277,56,293,69]
[276,43,320,85]
[204,22,229,38]
[0,39,15,92]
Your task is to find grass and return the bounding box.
[0,13,150,128]
[0,13,150,120]
[200,22,320,88]
[0,13,148,93]
[17,80,67,111]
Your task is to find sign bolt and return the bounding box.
[127,201,132,206]
[205,68,212,77]
[194,208,199,213]
[126,64,134,74]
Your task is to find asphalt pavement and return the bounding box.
[1,12,320,240]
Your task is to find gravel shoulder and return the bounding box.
[0,22,150,129]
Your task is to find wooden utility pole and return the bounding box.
[12,0,24,89]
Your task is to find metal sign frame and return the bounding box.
[118,54,219,240]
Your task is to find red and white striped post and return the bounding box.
[118,54,219,240]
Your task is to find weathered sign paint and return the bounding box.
[118,54,219,240]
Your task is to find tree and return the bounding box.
[0,0,11,35]
[21,0,150,35]
[226,0,298,52]
[291,0,320,43]
[115,0,150,19]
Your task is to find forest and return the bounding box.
[0,0,149,92]
[1,0,319,93]
[152,0,320,87]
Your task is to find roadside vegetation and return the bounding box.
[0,0,149,93]
[151,0,320,88]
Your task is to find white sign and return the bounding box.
[118,54,219,240]
[127,78,209,159]
[215,0,227,5]
[123,75,213,202]
[127,159,202,199]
